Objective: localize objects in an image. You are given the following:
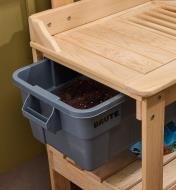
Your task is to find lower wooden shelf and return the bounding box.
[47,145,176,190]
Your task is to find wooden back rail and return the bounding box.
[33,0,150,34]
[51,0,74,8]
[29,0,151,52]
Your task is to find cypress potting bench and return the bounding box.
[30,0,176,189]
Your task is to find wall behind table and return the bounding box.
[0,0,51,174]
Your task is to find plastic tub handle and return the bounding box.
[22,95,61,133]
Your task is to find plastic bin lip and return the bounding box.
[13,59,126,118]
[57,92,125,116]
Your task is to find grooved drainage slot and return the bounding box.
[129,5,176,37]
[162,5,176,13]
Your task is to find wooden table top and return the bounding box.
[30,0,176,99]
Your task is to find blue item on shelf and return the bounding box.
[130,121,176,158]
[164,121,176,146]
[130,142,142,159]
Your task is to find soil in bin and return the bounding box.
[55,77,119,109]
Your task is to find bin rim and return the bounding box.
[12,59,126,118]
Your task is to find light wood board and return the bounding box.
[47,145,176,190]
[30,0,176,98]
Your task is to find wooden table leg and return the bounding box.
[50,169,72,190]
[51,0,74,8]
[141,94,165,190]
[32,48,43,63]
[32,48,72,190]
[31,2,75,189]
[47,146,72,190]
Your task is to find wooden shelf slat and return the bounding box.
[85,151,138,183]
[130,156,176,190]
[105,152,176,190]
[47,145,176,190]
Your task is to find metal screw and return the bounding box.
[67,16,72,21]
[47,22,52,27]
[150,114,155,121]
[158,95,162,100]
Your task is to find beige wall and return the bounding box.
[0,0,51,173]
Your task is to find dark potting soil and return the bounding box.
[55,77,119,109]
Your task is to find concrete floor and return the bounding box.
[0,155,51,190]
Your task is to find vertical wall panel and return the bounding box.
[0,0,50,173]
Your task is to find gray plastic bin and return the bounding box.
[13,59,176,170]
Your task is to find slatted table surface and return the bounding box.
[30,0,176,99]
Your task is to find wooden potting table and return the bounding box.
[30,0,176,189]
